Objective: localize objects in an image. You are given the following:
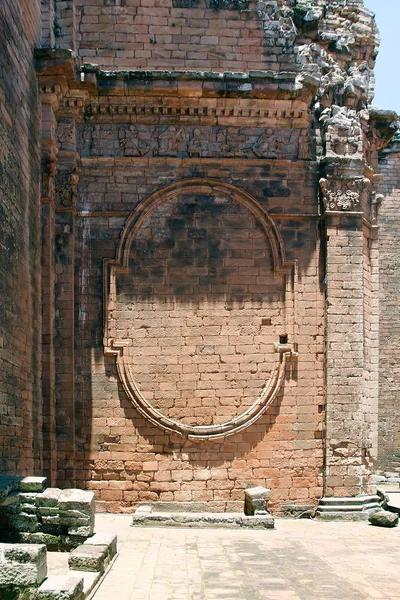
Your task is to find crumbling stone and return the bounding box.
[244,487,271,516]
[0,543,47,587]
[68,544,108,572]
[36,575,84,600]
[84,532,117,561]
[368,511,399,528]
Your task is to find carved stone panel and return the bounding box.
[79,125,303,160]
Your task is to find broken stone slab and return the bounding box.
[368,510,399,528]
[0,543,47,586]
[36,574,84,600]
[84,532,117,560]
[68,544,108,572]
[19,477,47,493]
[58,490,95,515]
[132,511,275,529]
[244,487,271,516]
[36,488,62,508]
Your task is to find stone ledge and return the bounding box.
[132,511,275,529]
[315,495,381,521]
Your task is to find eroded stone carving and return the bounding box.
[156,126,187,156]
[119,125,151,156]
[188,128,210,157]
[252,129,284,159]
[56,168,81,209]
[319,178,364,212]
[320,106,363,158]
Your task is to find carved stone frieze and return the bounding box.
[79,124,306,160]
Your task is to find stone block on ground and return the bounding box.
[68,544,108,572]
[84,532,117,559]
[36,575,84,600]
[244,487,271,516]
[0,543,47,586]
[36,489,62,508]
[58,490,95,537]
[19,477,47,493]
[368,510,399,528]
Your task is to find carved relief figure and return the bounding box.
[119,125,150,156]
[156,126,186,156]
[188,128,209,157]
[252,128,284,159]
[320,106,363,158]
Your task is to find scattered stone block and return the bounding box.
[0,543,47,586]
[369,510,399,528]
[36,575,84,600]
[59,490,95,537]
[84,532,117,560]
[68,544,108,572]
[19,477,47,493]
[36,488,62,508]
[244,487,271,516]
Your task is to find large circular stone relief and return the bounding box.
[104,181,294,439]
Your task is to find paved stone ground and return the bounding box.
[91,514,400,600]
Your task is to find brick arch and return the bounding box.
[104,179,297,440]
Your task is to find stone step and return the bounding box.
[83,532,117,563]
[318,495,380,507]
[68,544,109,573]
[36,575,84,600]
[132,511,275,529]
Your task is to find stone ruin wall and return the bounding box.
[1,0,400,515]
[57,0,291,72]
[377,137,400,473]
[0,0,43,475]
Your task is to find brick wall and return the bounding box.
[378,145,400,472]
[0,0,42,474]
[71,111,325,511]
[72,0,292,71]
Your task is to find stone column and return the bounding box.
[316,107,381,519]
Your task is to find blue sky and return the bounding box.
[364,0,400,114]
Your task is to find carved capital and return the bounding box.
[319,177,365,213]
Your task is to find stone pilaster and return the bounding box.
[54,117,80,488]
[40,95,58,486]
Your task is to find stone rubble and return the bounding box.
[0,476,95,550]
[368,510,399,528]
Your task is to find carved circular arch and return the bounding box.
[104,179,295,440]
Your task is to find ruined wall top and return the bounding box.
[49,0,379,88]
